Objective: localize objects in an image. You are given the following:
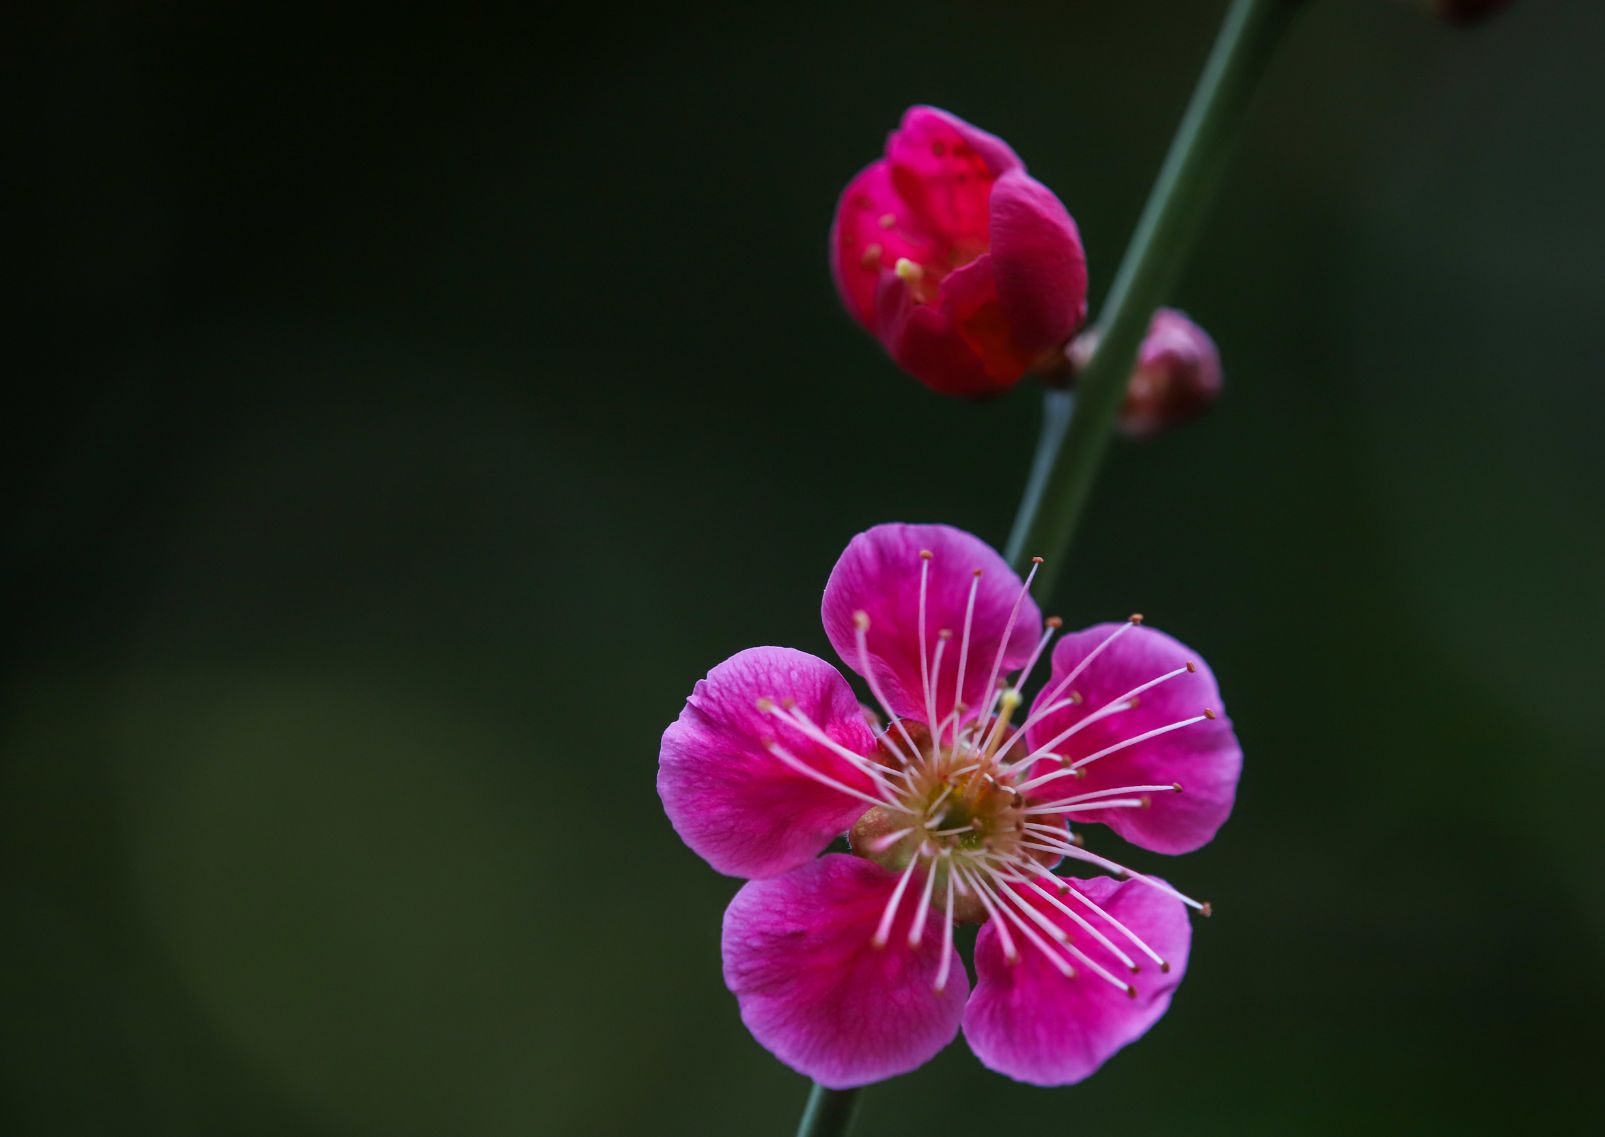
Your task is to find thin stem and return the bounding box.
[1007,0,1304,592]
[1004,388,1075,564]
[795,1083,860,1137]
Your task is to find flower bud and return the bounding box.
[1112,309,1222,439]
[831,106,1088,398]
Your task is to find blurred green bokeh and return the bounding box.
[6,1,1603,1134]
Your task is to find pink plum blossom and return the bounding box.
[830,108,1089,398]
[659,523,1241,1087]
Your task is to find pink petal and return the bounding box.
[874,259,1003,397]
[886,107,1020,254]
[963,875,1190,1086]
[723,854,967,1088]
[659,647,880,879]
[893,106,1023,177]
[830,160,943,332]
[989,168,1088,357]
[822,523,1042,728]
[1024,623,1241,855]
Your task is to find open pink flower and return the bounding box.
[659,524,1241,1087]
[830,108,1089,398]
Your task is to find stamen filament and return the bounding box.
[1026,836,1210,913]
[987,871,1130,991]
[866,827,915,852]
[1014,712,1206,793]
[1061,880,1171,970]
[978,558,1040,723]
[918,553,937,741]
[1022,783,1183,814]
[852,613,923,767]
[1007,619,1140,744]
[951,569,983,745]
[1002,862,1141,971]
[934,869,956,992]
[873,855,923,948]
[767,706,903,800]
[1006,666,1194,776]
[957,864,1018,963]
[909,855,940,948]
[765,741,913,813]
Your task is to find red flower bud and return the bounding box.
[831,107,1089,398]
[1112,309,1222,439]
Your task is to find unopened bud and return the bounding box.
[831,106,1088,398]
[1117,308,1222,439]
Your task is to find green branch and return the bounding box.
[795,1083,860,1137]
[1006,0,1305,594]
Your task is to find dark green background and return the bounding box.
[6,1,1603,1134]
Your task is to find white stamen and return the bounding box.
[985,869,1130,991]
[765,741,913,813]
[1022,835,1209,913]
[934,868,957,992]
[1022,783,1183,814]
[918,553,937,739]
[929,633,951,749]
[1062,879,1172,970]
[977,558,1041,728]
[766,706,903,800]
[1006,666,1195,776]
[981,877,1076,978]
[909,854,940,948]
[956,865,1019,964]
[1008,617,1059,701]
[1013,712,1207,793]
[950,569,983,750]
[866,827,914,852]
[852,613,923,767]
[1002,863,1141,971]
[1008,619,1140,744]
[872,855,924,948]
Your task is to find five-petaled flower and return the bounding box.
[830,107,1089,398]
[659,523,1242,1087]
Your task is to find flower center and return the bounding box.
[848,700,1054,923]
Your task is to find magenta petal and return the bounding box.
[659,647,879,879]
[822,523,1042,727]
[989,168,1089,355]
[886,107,1019,252]
[1025,624,1241,854]
[890,106,1022,182]
[831,160,942,332]
[723,854,967,1087]
[875,263,999,397]
[963,875,1190,1086]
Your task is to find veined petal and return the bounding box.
[963,875,1190,1086]
[659,647,880,879]
[822,523,1041,729]
[1024,623,1241,854]
[723,855,967,1088]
